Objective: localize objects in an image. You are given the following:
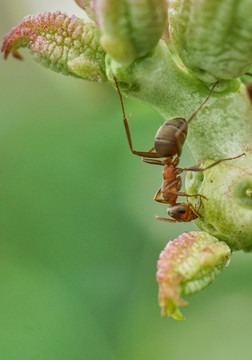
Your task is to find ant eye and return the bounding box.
[178,208,186,214]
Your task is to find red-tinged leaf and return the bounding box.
[75,0,96,20]
[157,231,231,320]
[1,11,106,82]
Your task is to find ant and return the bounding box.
[114,77,245,223]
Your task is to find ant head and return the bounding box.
[154,117,187,157]
[167,203,189,222]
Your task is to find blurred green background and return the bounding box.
[1,2,252,360]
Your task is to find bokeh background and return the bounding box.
[1,1,252,359]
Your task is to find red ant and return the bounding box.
[114,77,245,223]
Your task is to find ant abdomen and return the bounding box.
[154,117,187,157]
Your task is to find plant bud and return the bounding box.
[185,153,252,251]
[95,0,168,65]
[169,0,252,82]
[157,231,231,320]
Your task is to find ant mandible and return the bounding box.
[114,77,245,223]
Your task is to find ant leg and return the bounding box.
[180,152,245,172]
[154,188,169,204]
[245,72,252,76]
[186,81,219,126]
[114,77,162,158]
[173,155,180,167]
[155,216,179,223]
[174,81,219,155]
[142,158,164,165]
[165,190,208,201]
[141,147,163,164]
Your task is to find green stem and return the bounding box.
[106,40,252,160]
[106,40,252,252]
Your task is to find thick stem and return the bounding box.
[106,40,252,159]
[106,40,252,251]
